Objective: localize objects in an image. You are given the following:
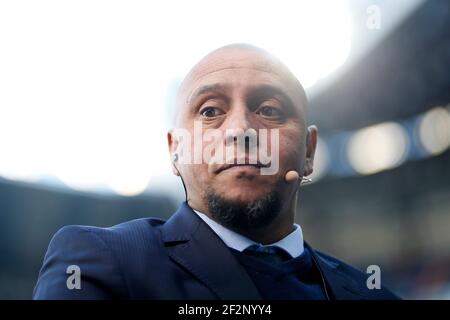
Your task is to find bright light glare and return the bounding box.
[347,122,409,175]
[419,107,450,156]
[0,0,351,195]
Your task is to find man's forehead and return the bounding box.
[184,46,287,86]
[174,44,307,124]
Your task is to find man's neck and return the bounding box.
[232,212,295,244]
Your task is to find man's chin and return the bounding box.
[204,187,282,230]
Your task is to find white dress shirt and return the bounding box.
[193,210,304,258]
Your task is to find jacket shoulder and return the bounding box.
[33,217,166,299]
[62,217,168,268]
[74,217,166,245]
[49,217,166,255]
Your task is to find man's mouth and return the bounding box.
[215,161,270,174]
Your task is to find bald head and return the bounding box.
[175,43,307,126]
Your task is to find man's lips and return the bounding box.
[215,161,270,174]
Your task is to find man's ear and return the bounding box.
[304,125,318,177]
[167,129,180,176]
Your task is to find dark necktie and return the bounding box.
[243,244,292,264]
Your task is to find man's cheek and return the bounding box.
[184,164,208,185]
[280,147,302,171]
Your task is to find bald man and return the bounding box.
[33,44,399,300]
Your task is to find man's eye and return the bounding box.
[200,106,224,118]
[257,106,283,119]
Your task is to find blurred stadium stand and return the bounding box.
[0,178,176,298]
[305,0,450,299]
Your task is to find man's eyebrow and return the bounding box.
[187,83,230,105]
[248,85,295,108]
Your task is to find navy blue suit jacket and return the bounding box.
[33,202,399,299]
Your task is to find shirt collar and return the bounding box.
[193,210,304,258]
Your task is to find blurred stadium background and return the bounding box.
[0,0,449,299]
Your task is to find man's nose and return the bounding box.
[223,105,254,145]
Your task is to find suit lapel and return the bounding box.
[160,203,367,300]
[160,202,261,300]
[306,242,368,300]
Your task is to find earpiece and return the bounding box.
[172,152,189,202]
